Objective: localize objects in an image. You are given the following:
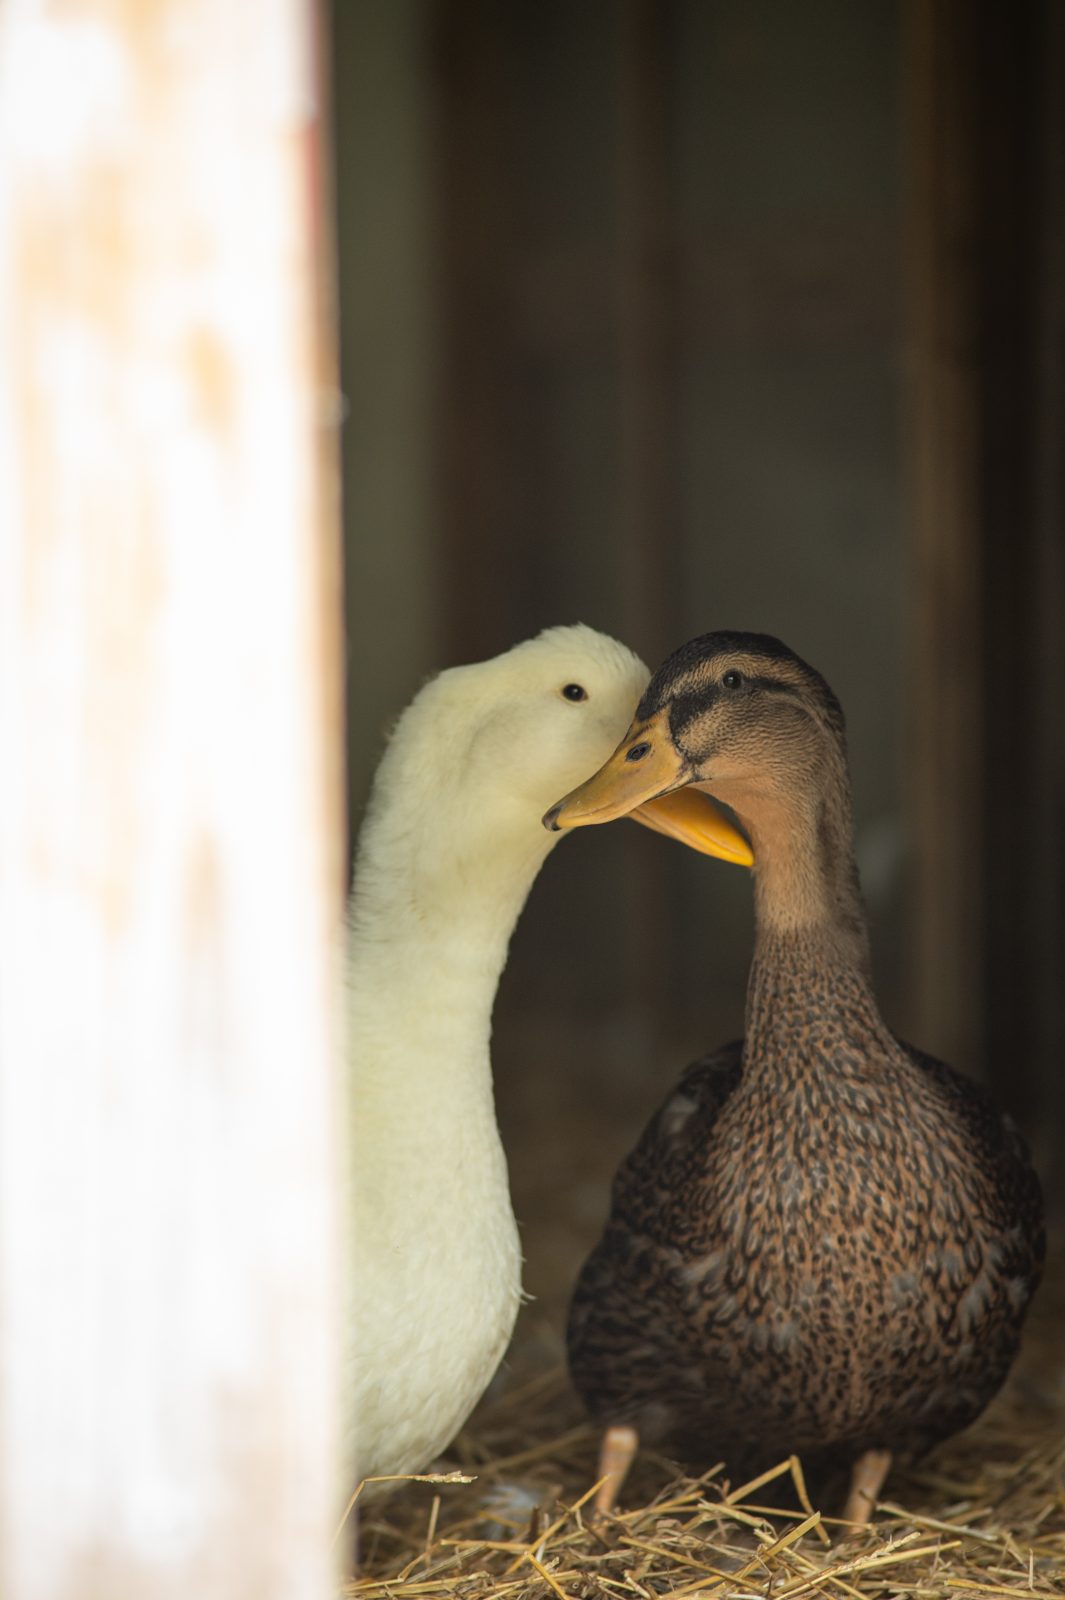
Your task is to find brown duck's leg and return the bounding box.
[842,1448,892,1526]
[592,1425,639,1516]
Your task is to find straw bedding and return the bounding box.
[345,1257,1064,1600]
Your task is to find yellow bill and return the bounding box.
[631,787,752,865]
[543,709,753,867]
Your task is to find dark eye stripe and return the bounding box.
[747,675,801,698]
[668,675,804,735]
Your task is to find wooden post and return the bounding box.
[0,2,344,1596]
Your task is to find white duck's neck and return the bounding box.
[347,790,554,1154]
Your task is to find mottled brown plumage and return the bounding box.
[557,632,1044,1508]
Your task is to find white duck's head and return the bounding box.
[353,626,749,928]
[415,625,652,821]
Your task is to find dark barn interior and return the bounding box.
[336,0,1065,1348]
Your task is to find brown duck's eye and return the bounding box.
[626,742,651,762]
[561,683,587,702]
[722,669,744,690]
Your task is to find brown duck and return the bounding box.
[543,631,1044,1524]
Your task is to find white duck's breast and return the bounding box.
[345,1049,522,1480]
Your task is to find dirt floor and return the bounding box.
[346,1012,1065,1597]
[347,1254,1064,1597]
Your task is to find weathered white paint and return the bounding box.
[0,1,344,1595]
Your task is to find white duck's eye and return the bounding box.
[561,683,588,702]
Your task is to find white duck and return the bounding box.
[344,625,752,1485]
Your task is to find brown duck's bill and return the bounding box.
[630,788,752,865]
[543,717,753,868]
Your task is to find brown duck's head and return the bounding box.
[542,631,848,864]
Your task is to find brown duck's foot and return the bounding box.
[842,1448,892,1526]
[592,1425,639,1516]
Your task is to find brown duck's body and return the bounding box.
[552,631,1044,1504]
[569,936,1043,1481]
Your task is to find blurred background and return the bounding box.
[333,0,1064,1327]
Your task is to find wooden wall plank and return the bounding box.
[971,0,1065,1151]
[0,1,344,1595]
[432,0,521,662]
[903,0,1065,1143]
[901,0,986,1075]
[1026,0,1065,1176]
[615,0,680,1021]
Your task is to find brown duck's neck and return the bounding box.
[735,759,870,964]
[744,924,890,1076]
[735,775,890,1073]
